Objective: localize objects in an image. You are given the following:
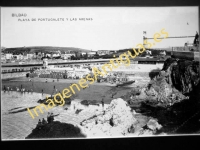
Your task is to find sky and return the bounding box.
[1,7,199,50]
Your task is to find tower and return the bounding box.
[143,31,147,49]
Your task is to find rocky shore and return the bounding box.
[26,58,200,138]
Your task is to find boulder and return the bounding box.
[80,98,138,137]
[146,119,162,131]
[130,58,199,107]
[81,100,90,106]
[26,121,86,139]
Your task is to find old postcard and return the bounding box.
[1,7,199,140]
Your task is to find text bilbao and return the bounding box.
[27,28,168,119]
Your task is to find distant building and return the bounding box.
[23,55,28,60]
[52,53,60,57]
[109,51,116,54]
[1,54,6,62]
[87,52,96,57]
[98,50,117,55]
[46,53,51,57]
[63,54,74,59]
[27,53,34,59]
[5,53,13,60]
[13,54,23,60]
[43,58,48,68]
[98,50,109,55]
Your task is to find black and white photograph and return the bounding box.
[1,6,199,140]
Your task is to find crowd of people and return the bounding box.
[95,72,129,84]
[3,85,33,93]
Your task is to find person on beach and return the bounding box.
[42,89,43,95]
[42,118,47,125]
[95,117,98,125]
[4,86,6,92]
[47,112,59,123]
[36,119,43,130]
[101,98,104,109]
[47,112,51,123]
[16,87,19,91]
[45,79,47,83]
[50,113,59,123]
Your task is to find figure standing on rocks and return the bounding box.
[47,112,51,123]
[101,98,104,110]
[36,119,43,130]
[42,118,47,125]
[47,112,59,123]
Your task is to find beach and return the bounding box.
[2,76,150,139]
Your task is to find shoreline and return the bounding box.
[2,77,148,104]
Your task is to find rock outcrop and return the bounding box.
[79,98,163,137]
[163,58,199,94]
[128,58,199,107]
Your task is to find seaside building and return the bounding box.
[97,50,110,55]
[1,54,6,63]
[43,58,48,69]
[5,53,13,60]
[27,53,34,59]
[87,52,96,57]
[12,54,24,60]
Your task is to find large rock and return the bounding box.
[26,121,86,139]
[128,58,199,107]
[162,58,199,94]
[80,98,138,137]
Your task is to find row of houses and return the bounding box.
[1,49,119,62]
